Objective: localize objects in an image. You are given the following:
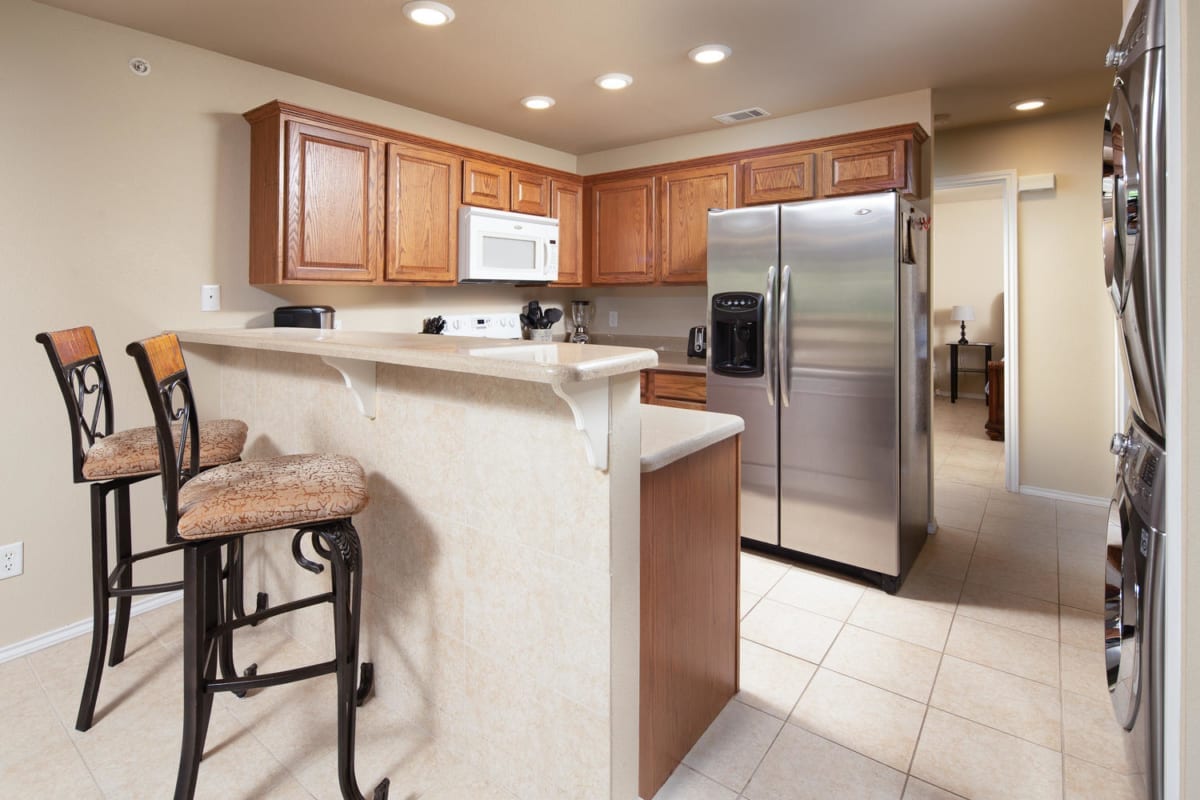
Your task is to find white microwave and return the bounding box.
[458,206,559,283]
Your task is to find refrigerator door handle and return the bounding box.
[765,265,776,407]
[778,264,792,406]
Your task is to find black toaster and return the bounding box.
[274,305,335,328]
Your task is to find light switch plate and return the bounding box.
[609,311,618,327]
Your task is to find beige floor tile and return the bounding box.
[933,484,990,510]
[849,591,954,652]
[965,552,1059,603]
[1060,606,1105,650]
[984,495,1057,525]
[929,526,979,548]
[765,568,866,621]
[653,764,739,800]
[944,615,1060,687]
[823,625,942,703]
[908,540,973,583]
[929,655,1062,750]
[972,529,1058,563]
[1058,528,1108,560]
[1060,570,1106,614]
[977,514,1058,546]
[789,669,925,770]
[741,590,762,620]
[742,598,843,664]
[0,733,103,798]
[1056,500,1110,532]
[682,700,784,792]
[737,638,817,720]
[956,581,1060,641]
[0,657,41,714]
[933,504,984,533]
[1062,690,1141,775]
[896,571,963,614]
[1063,755,1147,800]
[743,722,907,800]
[1061,641,1111,703]
[742,552,790,595]
[910,708,1062,800]
[903,778,966,799]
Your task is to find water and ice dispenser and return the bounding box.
[710,292,765,377]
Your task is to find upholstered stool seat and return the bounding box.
[177,453,368,539]
[82,419,248,480]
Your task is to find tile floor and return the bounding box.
[655,398,1143,800]
[0,398,1138,800]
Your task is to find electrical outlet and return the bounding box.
[0,542,22,579]
[200,284,221,312]
[609,311,618,328]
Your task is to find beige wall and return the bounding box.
[0,0,588,649]
[931,187,1006,395]
[934,110,1114,498]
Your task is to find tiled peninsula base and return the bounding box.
[200,345,641,800]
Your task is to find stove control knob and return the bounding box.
[1110,433,1132,457]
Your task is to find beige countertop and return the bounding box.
[640,404,744,473]
[652,350,707,374]
[176,327,658,384]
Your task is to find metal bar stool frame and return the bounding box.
[126,333,387,800]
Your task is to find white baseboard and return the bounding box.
[0,590,182,664]
[1018,485,1110,507]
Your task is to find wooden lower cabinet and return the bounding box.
[642,370,706,410]
[640,436,740,799]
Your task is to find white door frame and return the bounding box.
[933,170,1020,492]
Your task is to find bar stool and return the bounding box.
[35,326,250,732]
[126,333,388,800]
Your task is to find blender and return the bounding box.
[570,300,595,343]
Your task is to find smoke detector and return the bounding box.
[713,107,771,125]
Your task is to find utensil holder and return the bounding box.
[529,328,554,342]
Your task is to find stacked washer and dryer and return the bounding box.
[1102,0,1166,798]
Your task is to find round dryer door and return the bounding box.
[1105,489,1144,730]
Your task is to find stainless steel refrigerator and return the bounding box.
[706,190,931,591]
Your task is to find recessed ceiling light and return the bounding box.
[1011,98,1047,112]
[689,44,732,64]
[595,73,634,90]
[402,1,455,26]
[521,96,555,110]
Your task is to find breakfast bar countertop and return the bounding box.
[175,327,658,385]
[640,403,744,472]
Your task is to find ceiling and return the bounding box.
[37,0,1122,154]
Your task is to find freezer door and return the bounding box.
[778,194,900,575]
[707,205,780,546]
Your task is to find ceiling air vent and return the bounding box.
[713,107,771,125]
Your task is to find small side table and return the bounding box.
[948,342,994,403]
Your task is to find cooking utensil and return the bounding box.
[544,308,563,326]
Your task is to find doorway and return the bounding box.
[931,171,1019,494]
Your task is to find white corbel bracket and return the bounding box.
[551,379,610,471]
[321,357,377,419]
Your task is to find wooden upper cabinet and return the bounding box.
[384,142,459,283]
[820,138,909,197]
[741,151,816,205]
[591,177,656,284]
[550,180,584,286]
[462,159,510,209]
[284,122,383,282]
[511,170,551,216]
[658,164,735,284]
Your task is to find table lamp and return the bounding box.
[951,305,975,344]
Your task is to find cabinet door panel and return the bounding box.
[385,143,458,283]
[550,180,584,286]
[659,165,735,284]
[652,371,707,403]
[741,151,815,205]
[286,122,382,281]
[511,170,550,216]
[462,159,510,209]
[591,177,656,284]
[821,139,907,196]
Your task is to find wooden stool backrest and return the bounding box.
[35,326,115,483]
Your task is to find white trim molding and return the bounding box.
[1018,485,1110,507]
[0,590,182,664]
[934,170,1021,492]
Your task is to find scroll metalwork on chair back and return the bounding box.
[35,326,116,483]
[126,333,201,543]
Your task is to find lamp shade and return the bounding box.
[950,305,976,322]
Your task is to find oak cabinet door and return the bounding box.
[658,164,735,284]
[550,180,584,286]
[285,122,383,282]
[591,177,656,284]
[511,170,551,216]
[462,159,510,209]
[385,143,459,283]
[821,138,908,196]
[741,151,816,205]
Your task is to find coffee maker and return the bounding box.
[570,300,594,343]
